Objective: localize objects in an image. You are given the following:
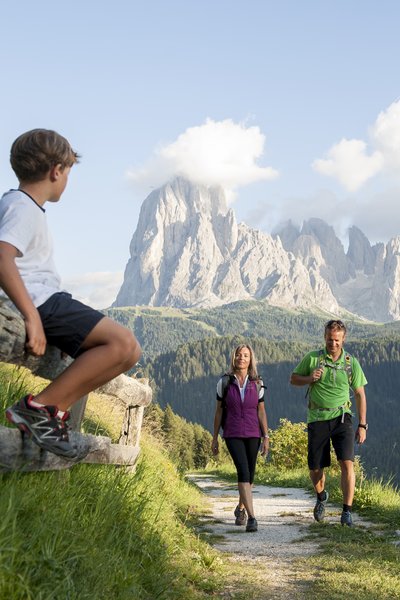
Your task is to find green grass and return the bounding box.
[0,364,224,599]
[1,362,399,599]
[0,432,226,600]
[204,457,400,599]
[0,364,288,600]
[303,524,400,599]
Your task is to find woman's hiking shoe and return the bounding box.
[340,510,353,527]
[6,395,78,459]
[246,517,258,532]
[234,504,247,526]
[313,491,329,522]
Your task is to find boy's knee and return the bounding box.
[119,329,141,367]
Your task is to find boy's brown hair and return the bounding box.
[10,129,80,183]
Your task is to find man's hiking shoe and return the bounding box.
[234,504,247,526]
[246,517,258,532]
[313,491,329,522]
[6,395,78,459]
[341,510,353,527]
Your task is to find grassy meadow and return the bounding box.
[0,363,399,599]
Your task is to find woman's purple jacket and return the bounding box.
[220,378,263,438]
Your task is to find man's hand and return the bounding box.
[24,312,47,356]
[311,367,324,382]
[290,369,323,386]
[356,426,367,445]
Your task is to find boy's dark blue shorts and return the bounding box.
[37,292,105,358]
[307,413,354,469]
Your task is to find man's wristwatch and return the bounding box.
[358,423,368,430]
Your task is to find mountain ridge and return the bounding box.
[114,177,400,321]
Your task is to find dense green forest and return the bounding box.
[106,303,400,485]
[139,335,400,485]
[105,301,400,359]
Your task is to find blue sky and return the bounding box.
[1,0,399,308]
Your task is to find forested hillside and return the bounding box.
[105,301,400,359]
[106,303,400,483]
[139,336,400,485]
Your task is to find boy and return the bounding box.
[0,129,141,459]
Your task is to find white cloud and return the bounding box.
[313,99,400,191]
[61,271,123,310]
[312,138,384,192]
[246,185,400,246]
[127,118,279,198]
[372,100,400,170]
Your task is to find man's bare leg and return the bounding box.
[339,460,355,506]
[310,468,325,494]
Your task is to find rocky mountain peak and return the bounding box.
[114,177,400,321]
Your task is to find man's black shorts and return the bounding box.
[37,292,104,358]
[307,414,354,470]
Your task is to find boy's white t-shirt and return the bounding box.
[0,189,62,307]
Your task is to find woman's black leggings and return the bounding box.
[225,437,261,483]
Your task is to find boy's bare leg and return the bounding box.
[34,318,141,411]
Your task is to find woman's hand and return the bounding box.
[260,436,269,456]
[211,438,219,455]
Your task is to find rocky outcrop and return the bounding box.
[0,302,152,471]
[115,178,340,314]
[114,177,400,322]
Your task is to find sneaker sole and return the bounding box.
[6,407,78,459]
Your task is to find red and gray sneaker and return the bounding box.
[6,395,78,459]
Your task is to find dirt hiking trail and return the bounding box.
[188,473,372,599]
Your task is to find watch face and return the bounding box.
[359,424,368,430]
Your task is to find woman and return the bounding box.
[211,344,269,532]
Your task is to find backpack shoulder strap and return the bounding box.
[343,351,353,386]
[306,350,324,399]
[251,376,266,396]
[221,373,234,399]
[318,348,326,367]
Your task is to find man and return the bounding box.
[290,319,367,526]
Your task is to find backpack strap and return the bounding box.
[305,349,325,400]
[220,373,235,400]
[252,377,266,398]
[218,373,234,433]
[344,352,353,386]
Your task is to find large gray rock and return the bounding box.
[114,177,400,322]
[115,178,339,313]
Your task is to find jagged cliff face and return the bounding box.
[114,178,400,321]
